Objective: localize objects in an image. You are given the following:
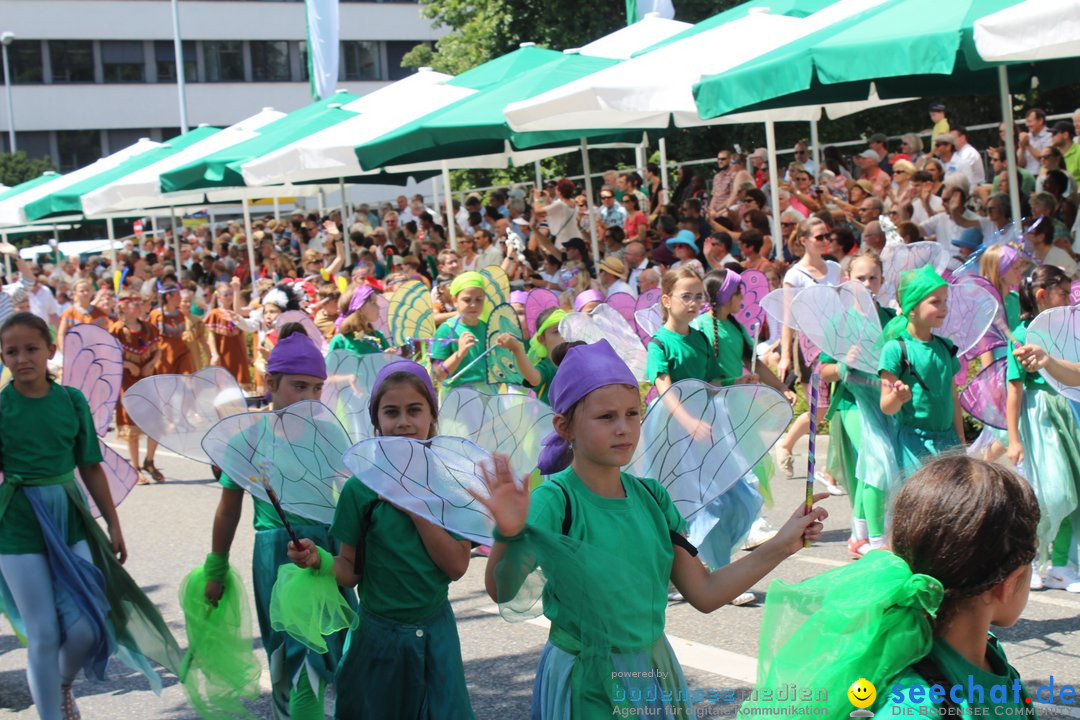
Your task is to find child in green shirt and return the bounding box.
[327,284,389,356]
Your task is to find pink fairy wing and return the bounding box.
[636,288,661,312]
[634,304,662,345]
[62,324,123,437]
[959,357,1008,430]
[733,270,769,333]
[76,440,139,517]
[276,310,328,355]
[524,289,559,337]
[1071,280,1080,306]
[372,293,391,339]
[605,292,638,335]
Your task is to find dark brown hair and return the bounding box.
[368,371,438,438]
[891,455,1038,629]
[1018,264,1069,322]
[0,311,52,347]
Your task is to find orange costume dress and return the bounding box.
[148,308,196,375]
[60,305,111,330]
[204,307,252,387]
[108,319,159,433]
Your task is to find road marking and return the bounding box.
[477,605,757,683]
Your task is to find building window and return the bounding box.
[341,40,380,81]
[298,41,308,81]
[101,41,146,83]
[203,41,244,82]
[251,41,290,81]
[57,130,101,172]
[9,41,43,84]
[385,41,422,81]
[107,128,153,154]
[49,41,94,83]
[1,131,52,160]
[155,41,197,83]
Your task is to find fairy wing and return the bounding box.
[628,381,792,521]
[439,387,553,480]
[789,282,883,375]
[605,292,638,336]
[935,282,997,356]
[372,292,391,339]
[1072,281,1080,306]
[76,440,139,518]
[121,367,248,463]
[485,302,525,385]
[733,270,769,335]
[1026,305,1080,403]
[524,289,559,336]
[959,357,1008,430]
[200,400,352,525]
[760,288,802,331]
[879,241,951,307]
[342,436,496,546]
[477,265,510,308]
[560,303,647,381]
[321,350,397,442]
[276,311,327,355]
[633,304,662,346]
[636,288,661,312]
[62,324,123,437]
[388,280,434,347]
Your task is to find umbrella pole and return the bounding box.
[243,197,257,284]
[658,137,669,204]
[107,216,116,272]
[635,142,646,181]
[1,231,9,281]
[581,138,600,262]
[765,120,782,261]
[317,189,325,218]
[339,176,351,267]
[150,214,158,253]
[810,120,820,182]
[997,66,1022,225]
[272,197,280,221]
[441,160,456,251]
[170,206,181,275]
[534,160,542,193]
[432,171,441,226]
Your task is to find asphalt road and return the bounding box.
[2,434,1080,719]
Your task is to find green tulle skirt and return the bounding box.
[1019,390,1080,566]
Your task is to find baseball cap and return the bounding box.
[856,149,880,160]
[1052,120,1073,135]
[952,227,983,250]
[928,102,946,112]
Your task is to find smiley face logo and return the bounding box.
[848,678,876,714]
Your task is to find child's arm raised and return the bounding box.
[79,462,127,564]
[470,454,533,603]
[494,333,541,386]
[671,495,828,613]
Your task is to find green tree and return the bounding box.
[0,151,54,189]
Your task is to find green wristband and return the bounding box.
[493,526,526,543]
[315,546,335,578]
[204,551,229,583]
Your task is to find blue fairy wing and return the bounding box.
[790,282,883,375]
[1027,305,1080,403]
[342,436,496,545]
[121,367,248,463]
[628,380,792,521]
[560,303,647,381]
[935,282,997,356]
[76,440,139,517]
[959,357,1008,430]
[439,387,553,480]
[485,302,525,386]
[200,400,351,524]
[388,280,435,347]
[62,324,124,437]
[321,349,398,442]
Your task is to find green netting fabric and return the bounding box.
[178,562,261,719]
[742,550,943,718]
[269,547,357,653]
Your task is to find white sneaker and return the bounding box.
[815,471,846,496]
[730,591,755,606]
[775,447,794,478]
[1043,565,1080,590]
[1030,564,1044,590]
[668,590,685,602]
[742,518,777,550]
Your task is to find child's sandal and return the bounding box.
[142,460,165,483]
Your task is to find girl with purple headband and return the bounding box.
[327,284,389,357]
[287,359,475,719]
[473,339,828,718]
[202,324,350,720]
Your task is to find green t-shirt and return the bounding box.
[690,314,751,385]
[526,357,558,404]
[330,476,459,623]
[0,383,102,553]
[822,303,895,415]
[1006,323,1051,393]
[1064,142,1080,186]
[327,329,389,356]
[646,326,724,385]
[527,467,686,653]
[992,168,1035,196]
[219,473,314,533]
[878,635,1032,716]
[431,317,488,388]
[1004,291,1021,332]
[878,331,960,432]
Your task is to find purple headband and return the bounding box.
[510,290,529,306]
[266,331,327,379]
[573,288,605,312]
[335,285,375,331]
[367,359,438,429]
[537,339,638,475]
[714,270,743,307]
[999,246,1020,275]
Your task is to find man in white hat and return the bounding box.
[597,255,637,298]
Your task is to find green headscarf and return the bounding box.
[448,271,485,297]
[882,265,948,340]
[528,309,566,363]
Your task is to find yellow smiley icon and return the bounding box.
[848,678,876,709]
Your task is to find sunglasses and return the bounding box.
[600,195,614,199]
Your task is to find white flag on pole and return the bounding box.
[305,0,340,100]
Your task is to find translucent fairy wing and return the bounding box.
[477,265,510,308]
[387,280,434,347]
[633,304,662,345]
[605,292,638,335]
[485,302,525,385]
[321,350,398,442]
[276,311,327,355]
[62,324,123,437]
[879,241,951,307]
[439,387,553,480]
[628,381,792,521]
[760,288,802,331]
[372,292,391,338]
[200,400,351,525]
[935,282,997,356]
[733,270,769,333]
[636,288,661,312]
[122,367,248,463]
[959,357,1008,430]
[790,282,883,375]
[1071,281,1080,306]
[560,304,648,381]
[343,436,496,545]
[76,440,139,518]
[524,289,559,336]
[1027,305,1080,403]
